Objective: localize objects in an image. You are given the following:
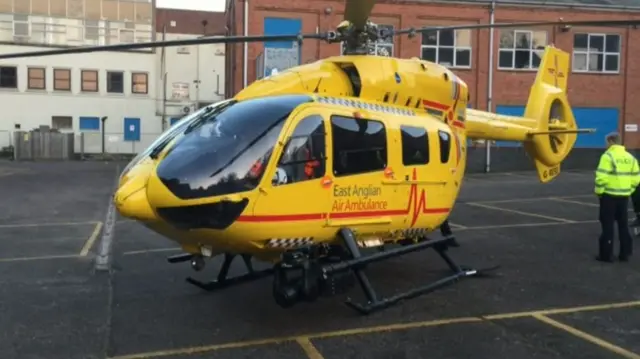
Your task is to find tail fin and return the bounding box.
[522,45,593,183]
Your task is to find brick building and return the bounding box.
[225,0,640,171]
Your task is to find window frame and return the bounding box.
[81,69,99,92]
[131,71,148,94]
[420,29,472,69]
[497,29,547,71]
[53,68,71,91]
[27,66,46,90]
[330,114,388,178]
[0,65,18,89]
[571,32,621,74]
[273,114,327,186]
[400,125,430,166]
[106,70,124,93]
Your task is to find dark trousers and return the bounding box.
[599,194,633,260]
[631,187,640,215]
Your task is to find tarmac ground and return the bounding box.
[1,161,639,359]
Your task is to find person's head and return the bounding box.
[605,132,621,148]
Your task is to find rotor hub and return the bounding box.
[331,20,390,56]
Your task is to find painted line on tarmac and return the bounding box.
[532,314,640,359]
[123,247,181,255]
[455,220,598,231]
[296,337,325,359]
[95,165,120,272]
[80,221,104,256]
[469,194,592,204]
[0,221,99,228]
[0,254,80,263]
[465,202,575,223]
[108,300,640,359]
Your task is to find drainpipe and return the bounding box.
[243,0,249,88]
[485,0,495,173]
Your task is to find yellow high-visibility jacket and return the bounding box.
[595,144,640,196]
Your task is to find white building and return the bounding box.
[0,2,226,155]
[155,8,226,130]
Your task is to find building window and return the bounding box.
[132,72,148,94]
[81,70,98,92]
[331,115,387,177]
[107,71,124,93]
[0,66,17,88]
[51,116,73,130]
[498,30,547,70]
[13,14,29,37]
[421,29,472,68]
[400,125,429,166]
[572,33,620,73]
[53,69,71,91]
[341,24,394,56]
[27,67,46,90]
[84,20,100,41]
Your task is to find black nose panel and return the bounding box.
[156,198,249,230]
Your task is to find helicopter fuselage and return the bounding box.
[115,56,470,262]
[115,49,579,263]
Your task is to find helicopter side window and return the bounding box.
[400,125,430,166]
[331,115,387,177]
[274,115,326,186]
[438,129,451,163]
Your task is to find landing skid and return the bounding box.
[167,253,273,292]
[166,228,499,315]
[270,228,500,315]
[329,228,500,315]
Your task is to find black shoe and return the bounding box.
[595,255,613,263]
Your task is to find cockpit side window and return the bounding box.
[438,129,451,163]
[273,115,326,186]
[331,115,387,177]
[400,125,430,166]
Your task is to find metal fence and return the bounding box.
[0,129,164,161]
[13,130,74,160]
[76,131,162,156]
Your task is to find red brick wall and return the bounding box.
[226,0,640,148]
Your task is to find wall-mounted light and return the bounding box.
[324,7,332,15]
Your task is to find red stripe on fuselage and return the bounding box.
[237,207,450,222]
[422,100,449,111]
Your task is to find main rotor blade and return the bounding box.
[0,33,321,60]
[395,19,640,36]
[344,0,377,30]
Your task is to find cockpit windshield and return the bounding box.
[156,95,312,200]
[120,99,234,180]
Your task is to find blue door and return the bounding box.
[571,107,619,148]
[124,118,141,141]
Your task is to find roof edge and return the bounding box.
[402,0,640,12]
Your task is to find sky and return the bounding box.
[156,0,225,12]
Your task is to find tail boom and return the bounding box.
[464,46,594,183]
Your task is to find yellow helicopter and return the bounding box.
[4,0,637,314]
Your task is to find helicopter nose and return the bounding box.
[114,185,156,221]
